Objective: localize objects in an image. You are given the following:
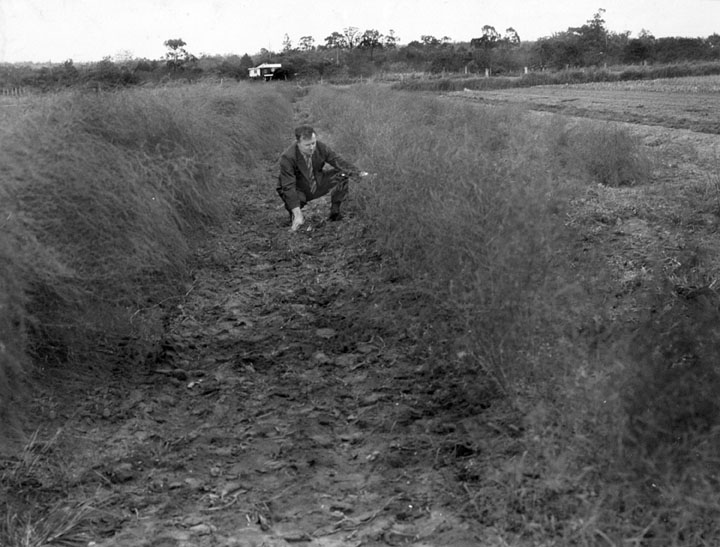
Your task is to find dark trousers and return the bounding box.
[277,168,349,214]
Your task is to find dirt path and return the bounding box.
[20,162,499,547]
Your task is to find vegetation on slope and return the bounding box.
[0,83,294,436]
[303,84,720,544]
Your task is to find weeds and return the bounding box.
[0,429,86,547]
[2,498,109,547]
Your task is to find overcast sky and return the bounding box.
[1,0,719,63]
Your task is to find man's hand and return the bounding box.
[340,171,369,181]
[290,208,304,232]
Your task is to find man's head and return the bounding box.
[295,125,317,156]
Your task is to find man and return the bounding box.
[277,125,363,231]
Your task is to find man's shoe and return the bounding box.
[328,211,344,222]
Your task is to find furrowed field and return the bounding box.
[2,77,720,546]
[453,73,720,133]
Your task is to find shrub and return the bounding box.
[566,122,654,186]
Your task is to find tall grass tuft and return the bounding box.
[0,82,293,430]
[567,122,654,186]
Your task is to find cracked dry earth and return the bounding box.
[31,165,499,547]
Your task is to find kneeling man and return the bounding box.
[277,125,362,231]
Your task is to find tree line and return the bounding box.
[2,9,720,91]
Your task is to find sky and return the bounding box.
[1,0,720,64]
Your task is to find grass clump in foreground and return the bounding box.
[304,83,720,544]
[0,83,294,436]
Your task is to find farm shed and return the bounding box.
[248,63,282,81]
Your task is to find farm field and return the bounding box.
[4,79,720,547]
[451,74,720,134]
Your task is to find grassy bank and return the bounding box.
[304,84,635,388]
[0,83,293,437]
[392,60,720,92]
[303,83,720,544]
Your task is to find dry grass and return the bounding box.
[303,82,720,544]
[561,122,655,186]
[304,84,621,389]
[0,429,106,547]
[0,82,294,433]
[3,498,104,547]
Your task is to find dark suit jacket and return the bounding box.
[277,140,357,210]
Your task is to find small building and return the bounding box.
[248,63,282,81]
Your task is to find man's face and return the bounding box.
[297,133,317,156]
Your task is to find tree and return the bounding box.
[569,9,609,65]
[654,36,709,63]
[219,53,255,80]
[708,33,720,50]
[707,33,720,60]
[586,9,608,44]
[503,27,521,47]
[299,36,316,51]
[470,25,501,50]
[282,34,293,52]
[239,53,255,71]
[421,35,440,46]
[343,27,361,49]
[87,56,139,88]
[384,30,399,49]
[112,50,135,64]
[164,38,195,71]
[54,59,79,86]
[468,25,502,71]
[359,29,383,59]
[258,48,273,63]
[324,31,346,49]
[528,9,616,68]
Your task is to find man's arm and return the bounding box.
[278,155,305,231]
[318,141,358,175]
[278,155,302,210]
